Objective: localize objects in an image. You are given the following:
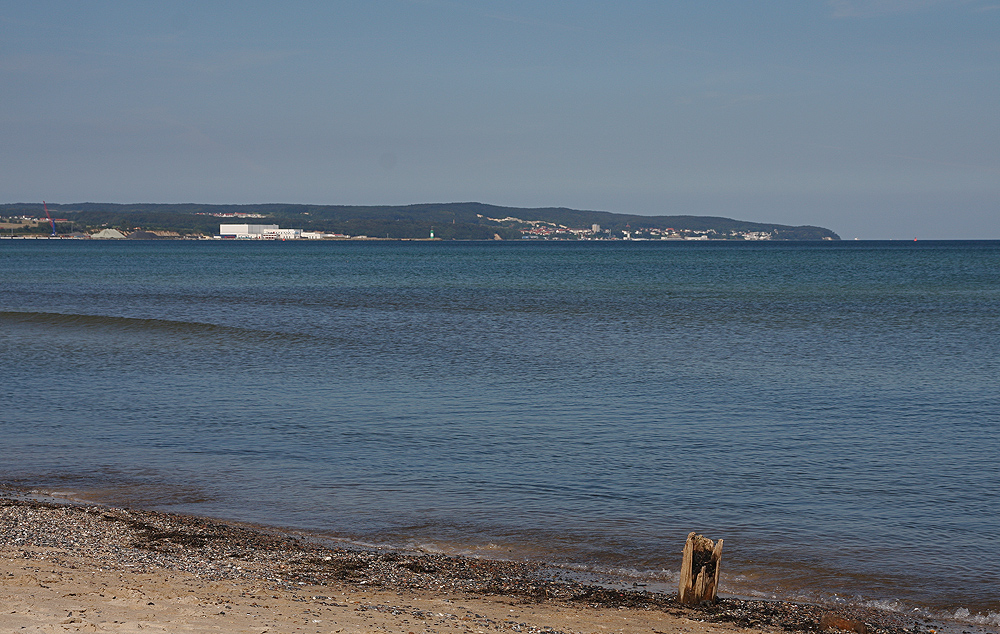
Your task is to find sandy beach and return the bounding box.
[1,494,931,634]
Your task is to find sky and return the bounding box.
[1,1,998,239]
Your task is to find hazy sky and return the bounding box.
[2,1,997,239]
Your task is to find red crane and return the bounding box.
[42,201,56,236]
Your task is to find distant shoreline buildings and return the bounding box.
[0,209,834,241]
[216,224,352,240]
[0,220,810,241]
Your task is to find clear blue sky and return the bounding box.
[2,1,997,239]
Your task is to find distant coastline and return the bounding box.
[1,201,840,241]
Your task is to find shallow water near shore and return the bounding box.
[2,240,998,628]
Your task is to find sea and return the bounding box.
[2,239,998,629]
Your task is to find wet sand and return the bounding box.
[1,495,932,634]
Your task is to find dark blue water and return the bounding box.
[2,240,998,625]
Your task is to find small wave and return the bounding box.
[865,599,910,614]
[809,596,1000,633]
[952,608,1000,628]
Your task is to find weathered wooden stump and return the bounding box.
[678,531,723,604]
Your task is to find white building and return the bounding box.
[272,228,302,240]
[219,224,279,239]
[219,224,306,240]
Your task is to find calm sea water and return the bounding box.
[2,240,998,626]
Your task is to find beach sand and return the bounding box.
[1,495,928,634]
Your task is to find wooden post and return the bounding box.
[678,532,723,605]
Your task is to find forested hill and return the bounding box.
[0,201,840,240]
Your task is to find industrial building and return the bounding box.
[218,224,302,240]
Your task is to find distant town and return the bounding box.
[212,216,788,241]
[0,202,840,241]
[1,213,818,241]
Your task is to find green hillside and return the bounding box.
[0,202,840,240]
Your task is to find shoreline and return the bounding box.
[1,494,939,634]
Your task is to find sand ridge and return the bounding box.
[0,555,762,633]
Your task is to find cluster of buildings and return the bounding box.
[478,214,774,241]
[196,211,268,218]
[2,215,787,242]
[216,224,348,240]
